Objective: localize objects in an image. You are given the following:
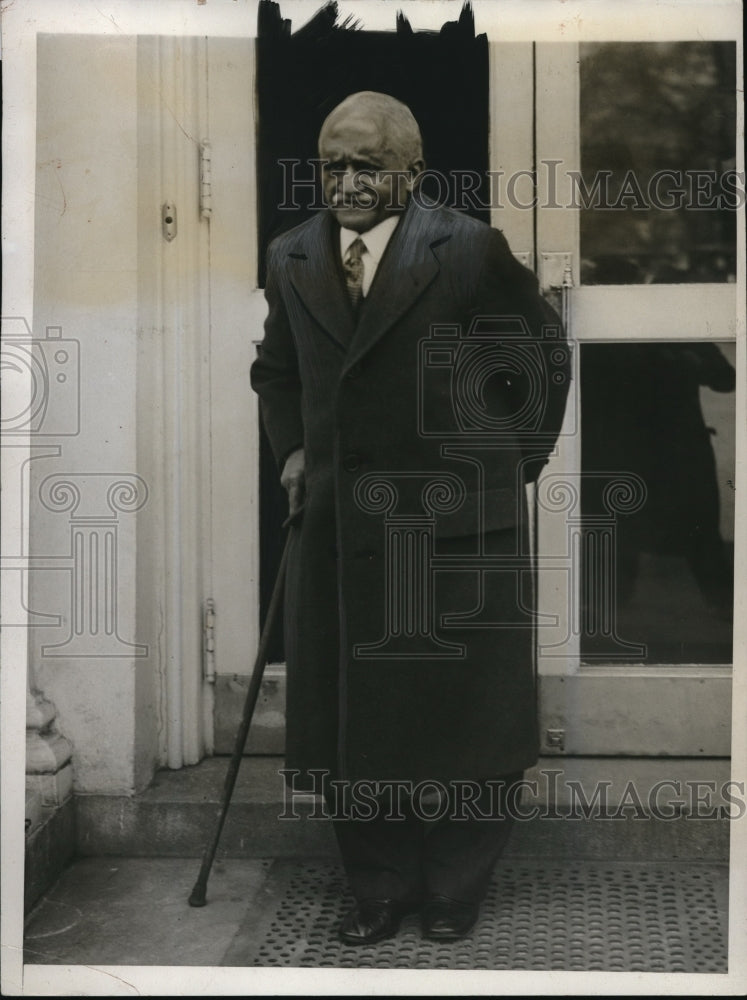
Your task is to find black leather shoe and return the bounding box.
[338,898,409,946]
[421,894,479,941]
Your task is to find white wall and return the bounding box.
[31,34,158,794]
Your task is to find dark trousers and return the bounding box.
[329,772,523,904]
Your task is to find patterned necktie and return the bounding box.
[343,236,366,310]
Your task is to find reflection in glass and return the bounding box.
[580,342,735,664]
[579,42,737,285]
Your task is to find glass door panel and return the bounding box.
[579,341,735,664]
[530,39,738,754]
[579,41,737,287]
[574,41,737,668]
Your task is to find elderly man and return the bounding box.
[251,91,570,944]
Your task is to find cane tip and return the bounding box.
[188,885,207,907]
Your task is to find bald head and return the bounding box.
[319,91,423,168]
[318,92,425,232]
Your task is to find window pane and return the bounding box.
[579,42,737,286]
[580,342,735,664]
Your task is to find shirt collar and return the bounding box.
[339,214,401,264]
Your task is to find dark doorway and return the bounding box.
[256,0,490,659]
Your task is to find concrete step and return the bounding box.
[74,756,732,861]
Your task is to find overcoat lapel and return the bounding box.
[284,201,451,362]
[286,212,356,351]
[344,201,450,372]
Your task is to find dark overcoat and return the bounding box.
[251,198,570,788]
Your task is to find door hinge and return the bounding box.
[203,598,216,683]
[538,252,574,330]
[200,140,212,220]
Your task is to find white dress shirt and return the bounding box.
[339,215,401,298]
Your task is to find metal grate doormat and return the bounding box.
[223,860,728,971]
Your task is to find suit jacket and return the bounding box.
[251,198,570,787]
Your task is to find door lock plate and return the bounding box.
[545,728,566,751]
[162,202,177,242]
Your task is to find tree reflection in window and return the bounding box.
[579,42,737,285]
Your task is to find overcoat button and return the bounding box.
[346,363,362,379]
[343,453,360,472]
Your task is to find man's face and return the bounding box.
[319,113,419,233]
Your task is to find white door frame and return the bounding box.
[137,36,214,767]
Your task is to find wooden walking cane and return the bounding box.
[188,508,301,907]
